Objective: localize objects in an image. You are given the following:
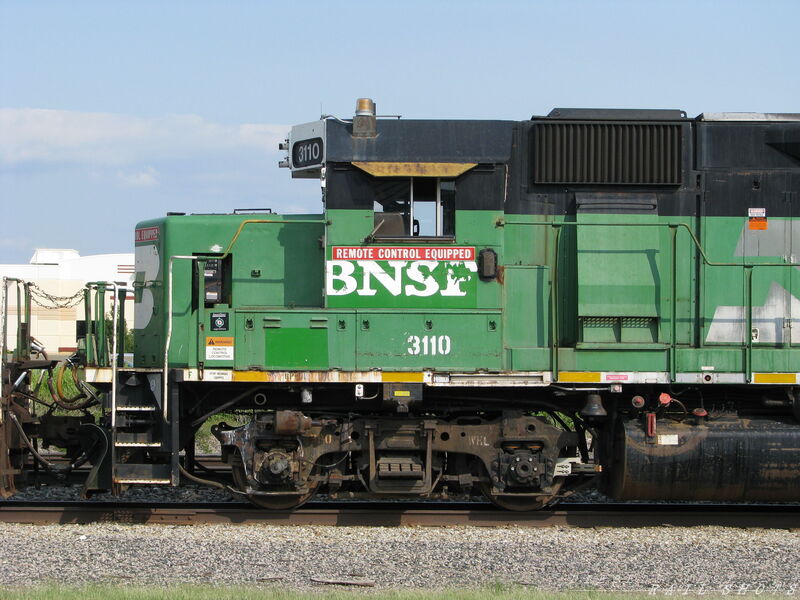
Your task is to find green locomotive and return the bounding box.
[4,99,800,509]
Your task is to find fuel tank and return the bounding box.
[604,414,800,502]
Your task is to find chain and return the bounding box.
[27,283,84,310]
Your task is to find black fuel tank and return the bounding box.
[604,415,800,502]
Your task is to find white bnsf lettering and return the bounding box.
[360,260,407,296]
[326,260,477,297]
[405,261,439,297]
[407,335,451,356]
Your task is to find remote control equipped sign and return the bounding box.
[326,246,478,309]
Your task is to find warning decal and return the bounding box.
[748,208,767,230]
[205,337,234,361]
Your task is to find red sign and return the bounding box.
[332,246,475,261]
[135,227,159,243]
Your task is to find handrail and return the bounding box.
[195,257,206,371]
[22,283,31,360]
[220,218,326,259]
[164,256,198,421]
[86,281,130,428]
[502,220,800,268]
[1,278,27,368]
[83,287,93,365]
[0,278,22,389]
[502,220,799,382]
[1,278,17,370]
[1,280,4,387]
[550,228,561,378]
[85,281,112,367]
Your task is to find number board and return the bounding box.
[292,137,324,169]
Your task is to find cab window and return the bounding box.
[373,177,455,239]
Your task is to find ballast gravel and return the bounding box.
[0,522,797,593]
[7,482,800,506]
[1,483,235,504]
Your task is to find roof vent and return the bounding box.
[533,121,683,185]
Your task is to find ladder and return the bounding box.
[82,282,179,488]
[111,370,179,486]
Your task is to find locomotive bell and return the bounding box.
[580,393,607,419]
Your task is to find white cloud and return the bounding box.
[118,166,159,187]
[0,108,288,165]
[0,237,29,249]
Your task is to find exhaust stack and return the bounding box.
[353,97,377,138]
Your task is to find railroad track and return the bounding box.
[2,500,800,528]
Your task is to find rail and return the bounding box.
[502,220,800,382]
[2,500,800,528]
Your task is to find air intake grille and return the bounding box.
[533,122,682,185]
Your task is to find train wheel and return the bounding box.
[232,464,318,510]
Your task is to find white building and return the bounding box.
[1,249,134,356]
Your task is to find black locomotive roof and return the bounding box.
[313,108,800,176]
[324,118,514,164]
[540,107,688,120]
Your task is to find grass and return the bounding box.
[0,585,792,600]
[193,411,250,454]
[29,365,89,408]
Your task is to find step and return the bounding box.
[115,397,159,411]
[115,413,157,429]
[113,463,172,484]
[114,432,162,448]
[115,405,158,412]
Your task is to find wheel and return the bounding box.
[232,464,318,510]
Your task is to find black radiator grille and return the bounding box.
[533,122,682,185]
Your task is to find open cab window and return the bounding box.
[372,177,455,240]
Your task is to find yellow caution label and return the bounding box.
[558,372,602,383]
[753,373,797,384]
[382,372,424,383]
[205,337,234,361]
[233,371,269,382]
[394,390,411,397]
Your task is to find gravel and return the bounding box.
[3,477,799,593]
[1,483,235,504]
[0,480,621,505]
[0,522,797,593]
[5,481,800,506]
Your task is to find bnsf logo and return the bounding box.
[326,260,477,297]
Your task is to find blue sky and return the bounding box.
[1,0,798,263]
